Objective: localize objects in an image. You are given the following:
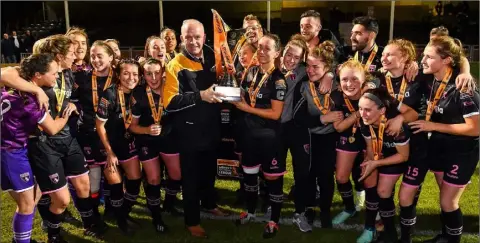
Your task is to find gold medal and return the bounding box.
[349,136,355,144]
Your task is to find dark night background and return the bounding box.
[1,1,479,48]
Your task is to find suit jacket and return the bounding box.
[1,38,15,56]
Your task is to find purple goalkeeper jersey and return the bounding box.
[1,88,47,149]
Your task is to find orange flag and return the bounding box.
[212,9,237,85]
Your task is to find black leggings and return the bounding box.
[308,132,337,216]
[279,121,311,213]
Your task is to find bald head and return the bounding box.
[180,19,206,57]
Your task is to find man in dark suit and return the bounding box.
[23,30,36,53]
[2,33,16,63]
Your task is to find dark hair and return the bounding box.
[142,57,163,69]
[300,10,321,23]
[116,58,142,79]
[428,36,465,67]
[262,33,281,52]
[309,40,336,70]
[160,27,176,39]
[91,40,116,66]
[20,53,56,80]
[353,16,379,34]
[430,26,449,37]
[362,88,399,112]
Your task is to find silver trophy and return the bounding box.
[215,65,241,102]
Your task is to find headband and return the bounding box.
[362,93,384,108]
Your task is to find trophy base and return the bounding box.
[215,86,241,102]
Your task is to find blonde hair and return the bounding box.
[387,39,417,65]
[337,59,373,83]
[32,38,47,55]
[243,14,261,27]
[33,35,73,62]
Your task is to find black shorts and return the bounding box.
[233,123,244,155]
[76,129,107,165]
[378,163,407,176]
[241,128,286,176]
[401,155,429,187]
[427,138,479,187]
[136,135,178,162]
[28,136,89,194]
[337,131,365,153]
[111,132,138,162]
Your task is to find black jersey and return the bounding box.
[96,84,135,142]
[331,90,361,137]
[361,113,411,159]
[33,69,75,139]
[425,69,480,144]
[376,74,427,114]
[240,66,287,130]
[131,84,171,140]
[72,70,112,132]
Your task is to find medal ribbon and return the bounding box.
[54,72,66,114]
[232,35,247,63]
[146,86,163,124]
[309,81,330,115]
[92,68,113,112]
[241,52,259,85]
[118,88,132,129]
[343,95,359,138]
[248,66,275,107]
[385,74,408,103]
[426,67,452,122]
[369,115,387,160]
[354,44,378,71]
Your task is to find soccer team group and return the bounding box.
[1,9,478,243]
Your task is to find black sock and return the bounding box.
[379,197,397,236]
[164,179,181,210]
[37,195,51,221]
[443,209,463,243]
[109,183,125,219]
[243,173,258,215]
[102,177,112,210]
[400,204,416,241]
[76,196,97,228]
[145,183,162,223]
[266,177,284,223]
[45,210,64,238]
[365,186,379,230]
[337,181,355,213]
[123,179,142,213]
